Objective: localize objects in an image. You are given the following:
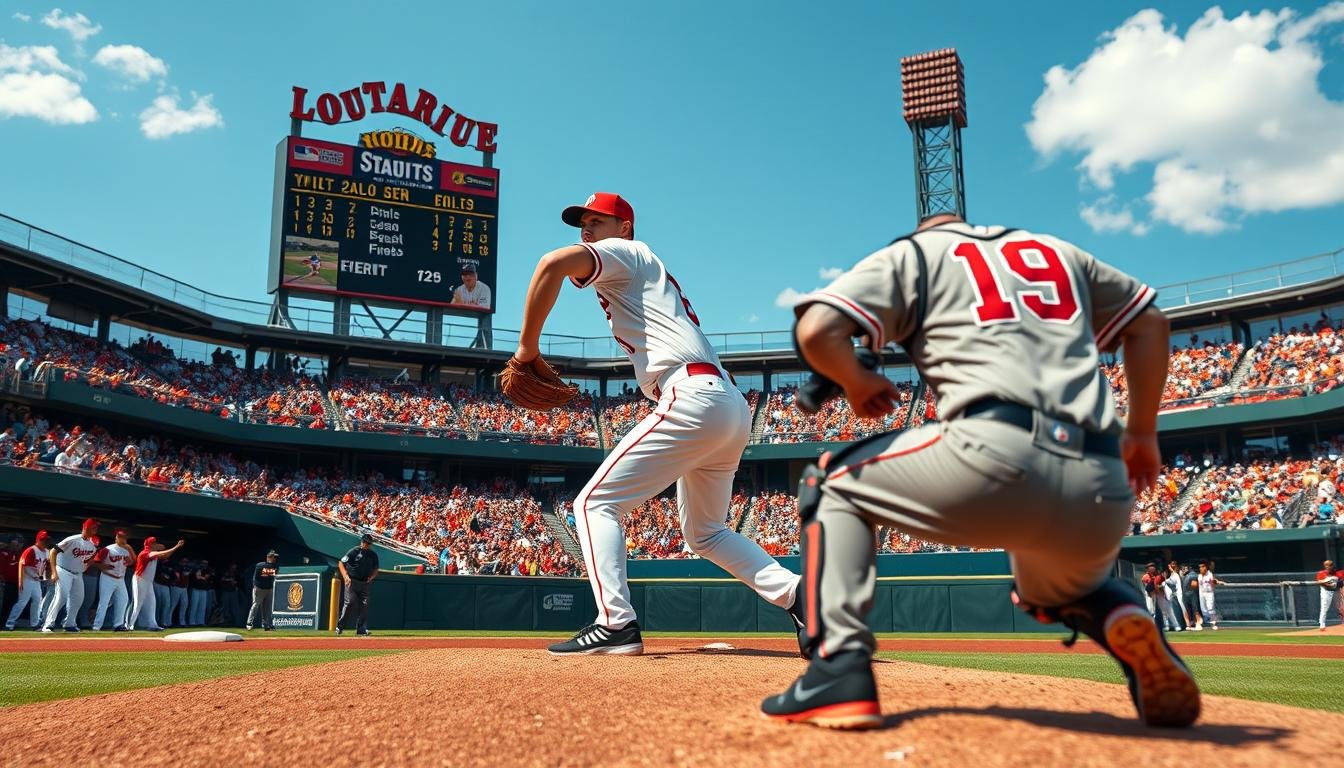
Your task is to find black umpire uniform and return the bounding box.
[336,534,379,635]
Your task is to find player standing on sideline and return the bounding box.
[4,531,51,630]
[516,192,803,656]
[246,550,279,631]
[91,529,135,631]
[1314,559,1344,630]
[42,518,100,633]
[335,534,379,636]
[128,537,184,631]
[762,213,1200,729]
[1197,561,1225,630]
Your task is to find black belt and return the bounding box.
[961,399,1120,457]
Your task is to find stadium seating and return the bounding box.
[1101,340,1242,414]
[330,378,466,437]
[0,404,579,576]
[450,385,600,447]
[758,383,916,443]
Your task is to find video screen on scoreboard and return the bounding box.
[267,135,498,312]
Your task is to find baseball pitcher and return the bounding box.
[517,192,804,655]
[762,214,1200,729]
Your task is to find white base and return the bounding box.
[162,630,243,643]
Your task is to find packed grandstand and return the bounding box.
[6,295,1344,574]
[4,213,1344,574]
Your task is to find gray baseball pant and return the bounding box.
[803,418,1133,659]
[338,580,371,632]
[246,587,273,629]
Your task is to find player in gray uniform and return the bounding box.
[760,214,1200,729]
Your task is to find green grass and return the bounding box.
[5,626,1335,642]
[881,651,1344,713]
[0,650,393,708]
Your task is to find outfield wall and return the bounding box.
[348,571,1048,634]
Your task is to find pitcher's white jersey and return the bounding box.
[573,238,722,400]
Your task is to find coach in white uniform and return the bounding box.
[4,530,51,630]
[42,518,100,633]
[519,192,802,656]
[128,537,184,631]
[91,529,135,631]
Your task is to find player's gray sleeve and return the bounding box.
[792,244,918,353]
[1072,243,1157,350]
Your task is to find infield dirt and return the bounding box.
[0,641,1336,767]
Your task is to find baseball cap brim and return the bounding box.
[561,205,595,228]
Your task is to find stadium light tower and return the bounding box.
[900,48,967,222]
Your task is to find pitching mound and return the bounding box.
[1281,624,1344,636]
[0,645,1333,766]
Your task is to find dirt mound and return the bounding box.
[0,644,1334,767]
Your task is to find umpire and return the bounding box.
[335,534,379,636]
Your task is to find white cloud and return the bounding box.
[0,43,76,76]
[0,71,96,123]
[1026,3,1344,234]
[93,44,167,82]
[138,93,222,139]
[0,43,94,123]
[746,313,760,324]
[13,12,32,22]
[41,8,101,43]
[1079,196,1150,236]
[818,266,844,281]
[774,287,805,308]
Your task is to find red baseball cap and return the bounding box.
[143,536,158,550]
[36,530,50,542]
[561,192,634,229]
[82,518,98,531]
[114,529,128,538]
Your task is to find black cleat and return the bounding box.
[761,649,882,730]
[548,622,644,656]
[786,597,812,660]
[334,627,343,635]
[1014,578,1200,727]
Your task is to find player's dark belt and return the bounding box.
[961,398,1121,457]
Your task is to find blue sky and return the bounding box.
[3,1,1343,343]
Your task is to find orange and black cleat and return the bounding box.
[760,650,882,730]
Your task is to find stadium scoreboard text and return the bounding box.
[267,134,499,312]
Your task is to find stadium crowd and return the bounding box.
[1102,339,1242,414]
[0,403,578,576]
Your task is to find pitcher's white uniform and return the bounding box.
[91,543,133,630]
[572,237,799,627]
[43,533,97,631]
[4,543,48,629]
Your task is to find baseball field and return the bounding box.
[3,627,1343,766]
[281,249,339,288]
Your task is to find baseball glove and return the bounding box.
[499,355,579,411]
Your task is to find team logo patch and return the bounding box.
[1051,423,1070,445]
[287,582,304,610]
[585,194,596,206]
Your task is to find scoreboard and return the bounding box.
[267,135,499,312]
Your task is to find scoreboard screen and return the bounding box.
[267,135,498,312]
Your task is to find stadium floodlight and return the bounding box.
[900,48,967,222]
